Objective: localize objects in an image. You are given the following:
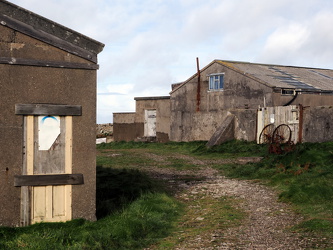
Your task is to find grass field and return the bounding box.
[0,140,332,249]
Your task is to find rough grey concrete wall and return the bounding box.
[272,92,333,107]
[206,115,235,147]
[303,106,333,142]
[0,25,98,226]
[170,61,271,142]
[114,97,171,142]
[135,97,170,141]
[113,123,143,142]
[113,113,140,142]
[231,109,257,141]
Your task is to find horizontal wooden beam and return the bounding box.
[15,104,82,116]
[14,174,84,187]
[0,57,99,70]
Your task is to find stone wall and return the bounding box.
[170,61,271,142]
[303,106,333,142]
[113,97,171,142]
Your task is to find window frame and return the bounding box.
[208,73,225,91]
[281,89,295,95]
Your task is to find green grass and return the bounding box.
[96,166,166,218]
[99,140,333,237]
[97,150,155,168]
[210,141,333,237]
[0,193,181,249]
[153,196,245,249]
[97,140,267,160]
[0,166,181,249]
[2,140,332,248]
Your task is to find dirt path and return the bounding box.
[141,154,331,249]
[174,168,306,249]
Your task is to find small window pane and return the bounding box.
[209,77,214,89]
[209,74,224,90]
[219,75,224,89]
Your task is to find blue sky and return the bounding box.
[9,0,333,123]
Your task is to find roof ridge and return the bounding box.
[0,0,104,55]
[215,59,332,71]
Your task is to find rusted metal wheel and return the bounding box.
[272,124,292,144]
[259,124,275,144]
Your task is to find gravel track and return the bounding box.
[141,154,332,249]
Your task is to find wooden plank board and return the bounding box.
[65,116,73,174]
[26,116,34,175]
[14,174,84,186]
[15,104,82,116]
[257,105,300,144]
[64,116,73,221]
[21,116,31,226]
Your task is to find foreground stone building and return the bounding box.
[0,1,104,226]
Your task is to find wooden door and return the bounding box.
[144,109,156,137]
[25,115,72,223]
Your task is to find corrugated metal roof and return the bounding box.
[216,60,333,92]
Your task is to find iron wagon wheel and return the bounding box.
[272,124,292,144]
[259,124,275,144]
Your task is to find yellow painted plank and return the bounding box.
[32,186,46,221]
[65,116,72,174]
[53,185,66,217]
[65,116,73,220]
[26,115,34,175]
[45,186,53,220]
[65,185,72,220]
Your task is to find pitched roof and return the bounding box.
[171,59,333,94]
[0,0,104,63]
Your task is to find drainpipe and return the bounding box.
[283,90,299,106]
[196,57,201,112]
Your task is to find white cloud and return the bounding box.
[259,23,310,63]
[106,83,134,95]
[8,0,333,123]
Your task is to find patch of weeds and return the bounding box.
[96,141,151,150]
[293,218,333,235]
[193,140,267,158]
[153,196,245,249]
[212,141,333,236]
[97,149,155,168]
[291,218,333,248]
[176,175,206,183]
[164,157,197,170]
[0,193,181,249]
[96,166,165,218]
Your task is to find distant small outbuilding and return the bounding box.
[0,1,104,226]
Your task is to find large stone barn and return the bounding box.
[170,60,333,142]
[0,1,104,226]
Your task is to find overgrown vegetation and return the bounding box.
[209,141,333,236]
[153,196,245,249]
[0,165,181,249]
[98,140,333,237]
[96,166,165,219]
[1,140,332,248]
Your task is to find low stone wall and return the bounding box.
[113,123,143,142]
[303,106,333,142]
